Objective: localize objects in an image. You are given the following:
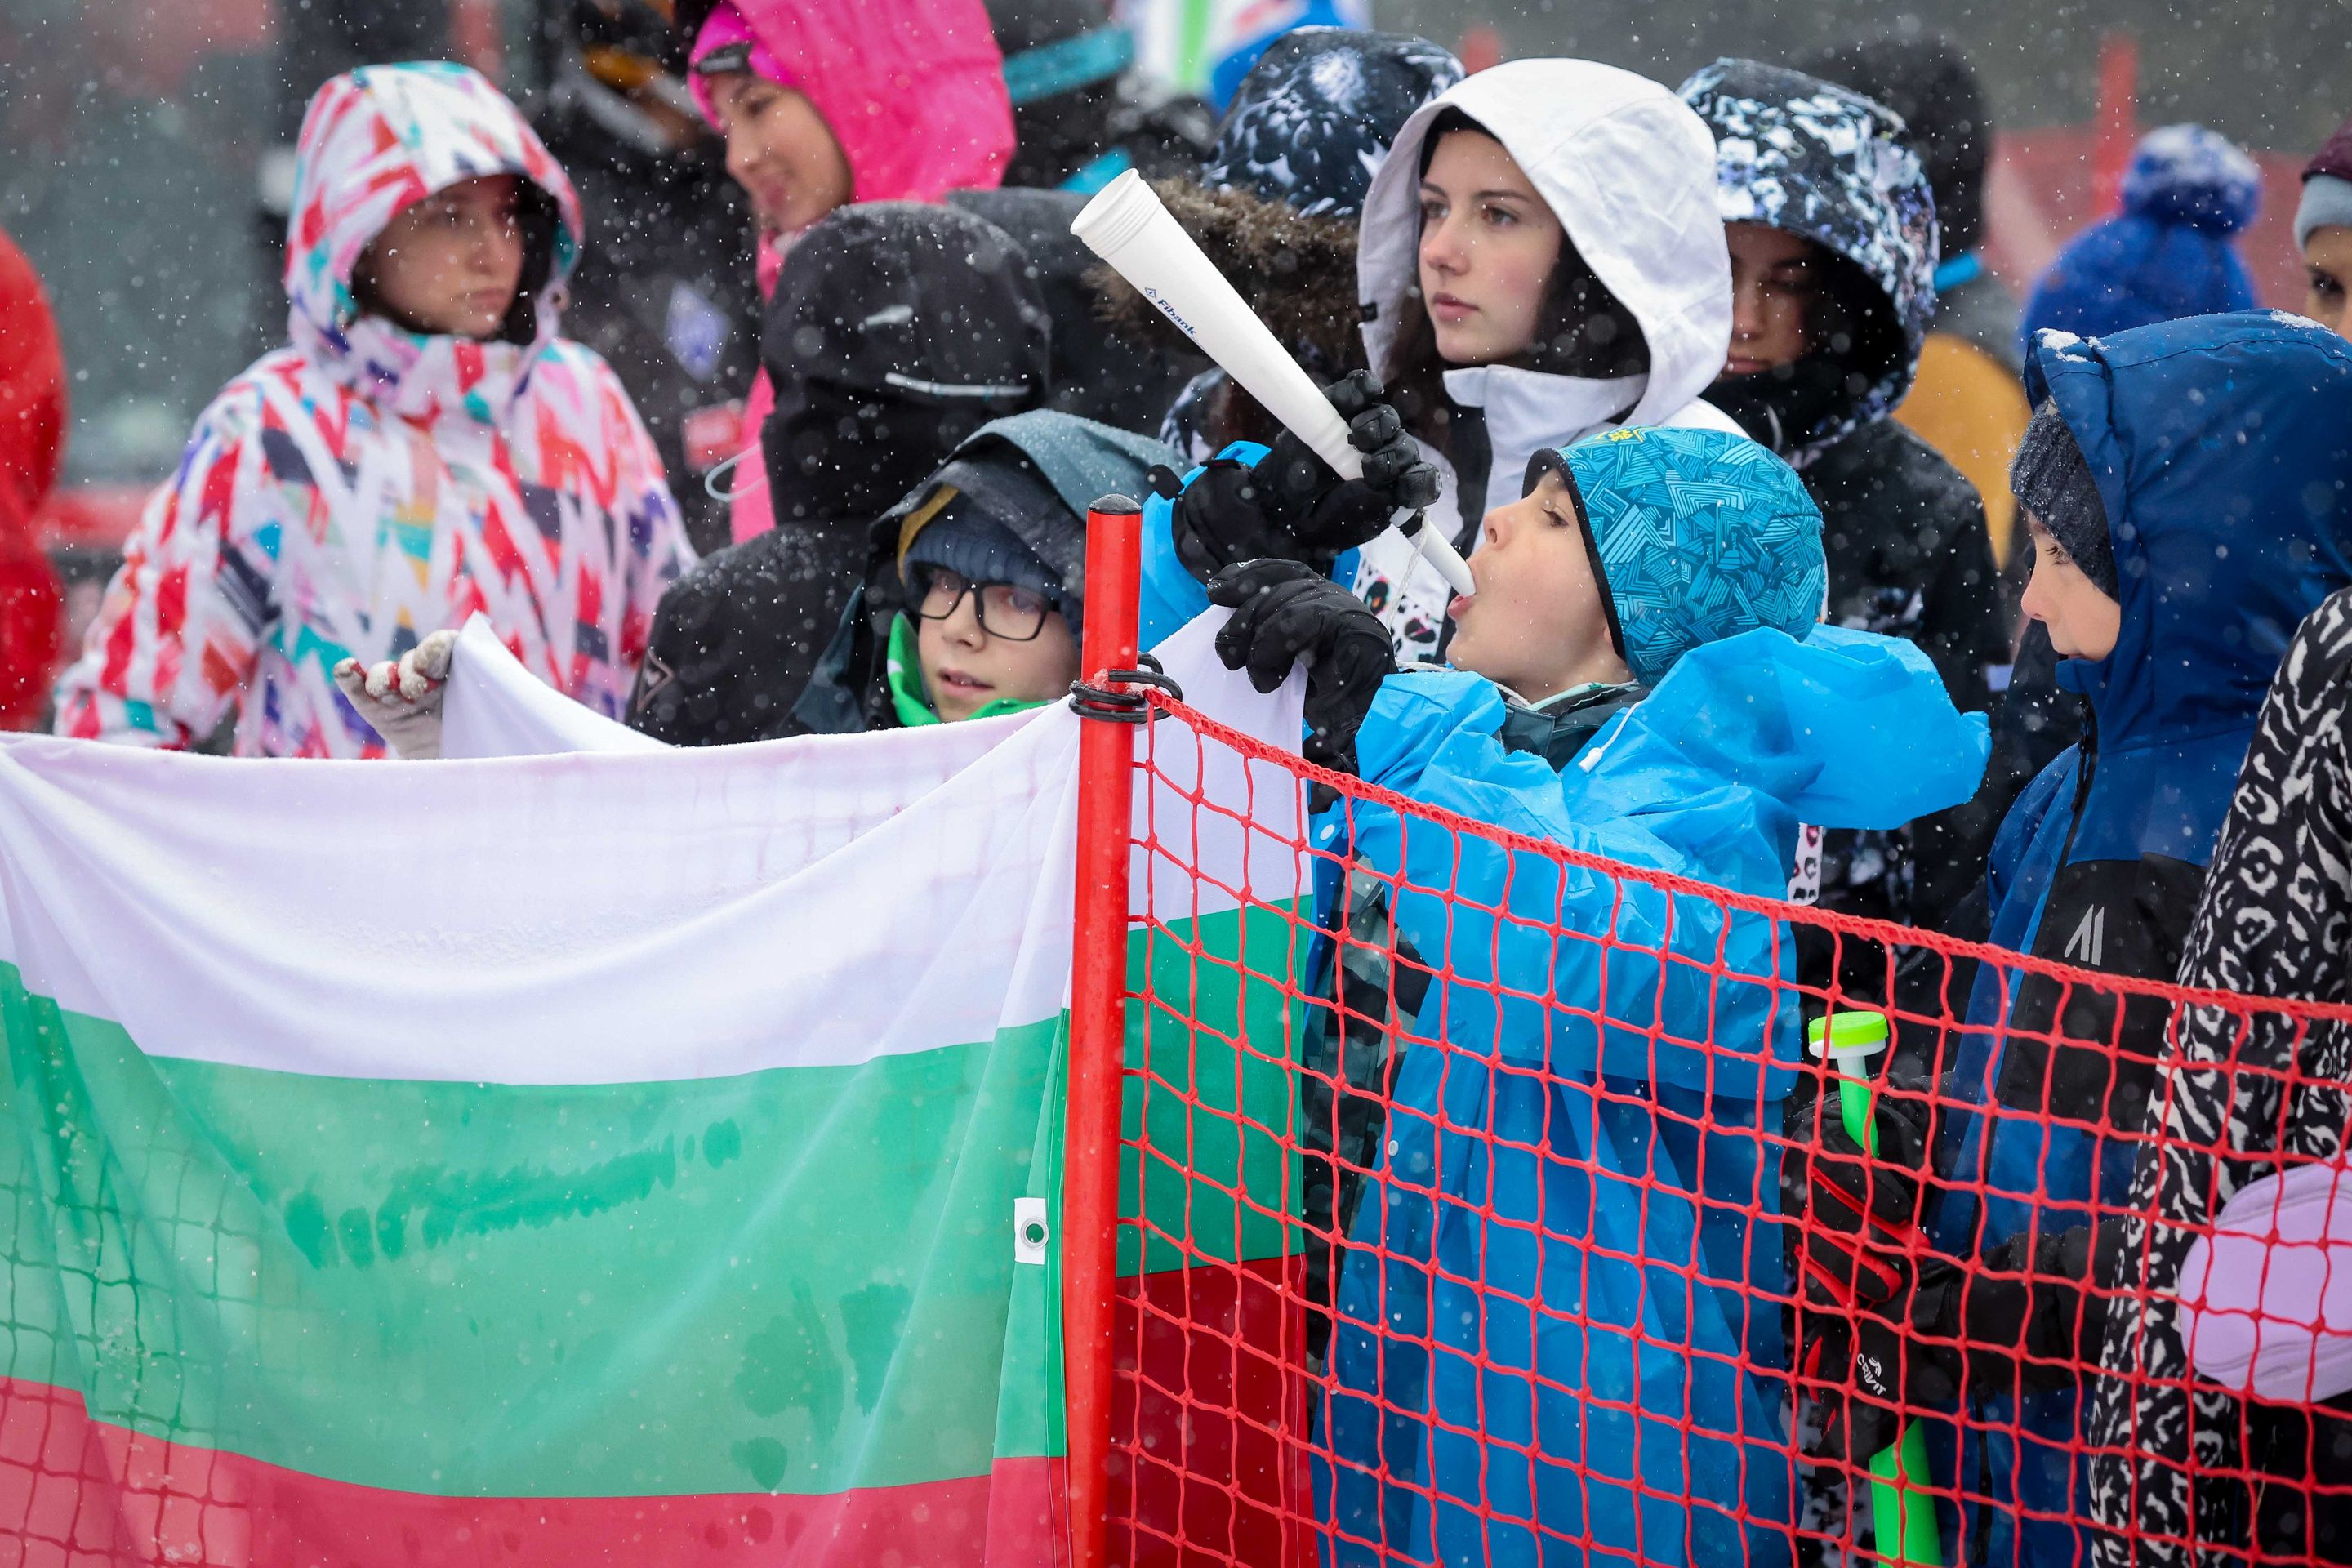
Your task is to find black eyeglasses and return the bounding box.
[912,567,1054,642]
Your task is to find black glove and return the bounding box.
[1170,371,1441,583]
[1804,1261,1964,1466]
[1783,1081,1938,1467]
[1205,559,1395,774]
[1783,1084,1933,1310]
[1806,1221,2127,1466]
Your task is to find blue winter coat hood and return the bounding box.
[2032,310,2352,858]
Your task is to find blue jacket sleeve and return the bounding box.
[1346,626,1991,1105]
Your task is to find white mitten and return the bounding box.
[332,628,459,760]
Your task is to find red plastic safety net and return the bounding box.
[1106,693,2352,1568]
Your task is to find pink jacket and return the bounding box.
[694,0,1015,542]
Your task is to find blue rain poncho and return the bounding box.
[1321,622,1988,1568]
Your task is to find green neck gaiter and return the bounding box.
[884,613,1054,728]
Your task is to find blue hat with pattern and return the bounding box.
[1200,29,1463,220]
[1529,426,1828,686]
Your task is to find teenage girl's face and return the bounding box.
[916,586,1080,723]
[2304,225,2352,339]
[1445,470,1630,702]
[362,176,526,341]
[2019,513,2122,661]
[1724,222,1822,376]
[708,73,853,238]
[1416,130,1564,367]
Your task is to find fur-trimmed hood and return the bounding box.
[1089,28,1459,384]
[1089,180,1364,378]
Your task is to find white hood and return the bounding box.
[1356,59,1733,432]
[1348,61,1738,666]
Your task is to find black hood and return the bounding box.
[761,202,1053,526]
[1797,36,1990,255]
[761,202,1051,407]
[947,186,1204,436]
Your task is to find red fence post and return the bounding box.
[1064,496,1143,1568]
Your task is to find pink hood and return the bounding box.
[688,0,1013,215]
[687,0,1013,543]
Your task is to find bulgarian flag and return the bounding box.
[0,613,1304,1566]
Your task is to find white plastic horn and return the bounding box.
[1071,169,1476,599]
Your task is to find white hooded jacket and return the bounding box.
[1349,60,1739,662]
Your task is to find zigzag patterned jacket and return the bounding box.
[53,63,692,757]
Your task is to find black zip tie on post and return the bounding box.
[1069,652,1182,725]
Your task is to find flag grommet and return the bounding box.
[1013,1197,1050,1264]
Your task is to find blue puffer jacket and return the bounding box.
[1924,312,2352,1568]
[1321,628,1989,1568]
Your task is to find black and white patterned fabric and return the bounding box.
[2084,586,2352,1568]
[1681,59,1939,465]
[1199,27,1463,220]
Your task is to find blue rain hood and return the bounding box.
[1321,624,1987,1568]
[2033,312,2352,862]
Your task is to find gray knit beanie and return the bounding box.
[2297,173,2352,252]
[2011,400,2116,596]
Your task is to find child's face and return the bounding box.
[2305,225,2352,339]
[1724,222,1822,376]
[2020,514,2122,661]
[1416,130,1564,367]
[914,570,1080,722]
[362,176,526,341]
[1446,470,1631,701]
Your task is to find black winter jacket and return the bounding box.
[628,204,1054,746]
[533,87,760,556]
[1807,417,2010,929]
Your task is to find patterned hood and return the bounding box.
[1682,58,1937,466]
[1201,27,1464,220]
[283,63,585,425]
[1533,425,1827,687]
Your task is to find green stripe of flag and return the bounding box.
[0,902,1307,1502]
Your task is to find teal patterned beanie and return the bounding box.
[1529,426,1828,686]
